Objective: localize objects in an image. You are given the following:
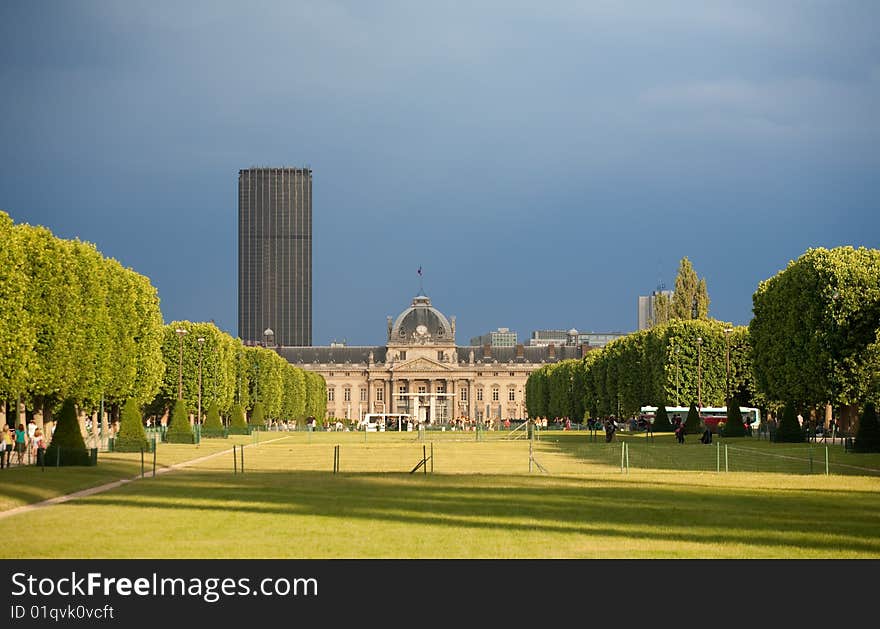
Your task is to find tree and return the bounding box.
[750,247,880,427]
[652,291,670,327]
[249,401,265,428]
[202,401,225,438]
[684,402,702,434]
[723,402,746,437]
[671,257,710,320]
[44,399,92,466]
[653,403,673,432]
[165,399,193,444]
[853,403,880,453]
[228,403,249,435]
[775,401,805,443]
[114,398,150,452]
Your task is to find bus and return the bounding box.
[639,406,761,430]
[358,413,414,432]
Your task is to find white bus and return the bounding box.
[640,406,761,430]
[358,413,414,432]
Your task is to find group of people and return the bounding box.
[1,421,47,468]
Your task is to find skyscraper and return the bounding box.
[238,167,312,347]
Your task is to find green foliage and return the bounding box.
[249,401,265,427]
[45,399,92,466]
[853,403,880,453]
[684,402,702,434]
[165,399,194,444]
[113,398,150,452]
[671,257,710,320]
[750,247,880,409]
[228,403,249,435]
[775,402,805,443]
[724,402,746,437]
[201,401,225,438]
[653,404,673,432]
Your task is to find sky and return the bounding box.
[1,1,878,346]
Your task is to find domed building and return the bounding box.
[276,294,587,425]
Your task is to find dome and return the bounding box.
[568,328,579,335]
[391,295,453,344]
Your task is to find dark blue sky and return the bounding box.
[2,1,878,345]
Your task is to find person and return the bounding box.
[0,425,12,469]
[700,426,712,444]
[604,419,616,443]
[564,417,571,431]
[32,428,45,466]
[14,424,27,465]
[675,422,685,444]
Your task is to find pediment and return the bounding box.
[396,357,453,372]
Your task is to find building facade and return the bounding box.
[528,329,625,348]
[277,294,586,423]
[637,290,673,330]
[238,167,312,347]
[469,327,517,347]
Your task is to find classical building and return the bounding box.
[277,294,586,423]
[238,167,312,347]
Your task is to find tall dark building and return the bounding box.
[238,167,312,347]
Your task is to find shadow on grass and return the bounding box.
[68,470,880,555]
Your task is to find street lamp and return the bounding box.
[175,328,188,400]
[724,328,734,405]
[674,342,681,407]
[263,328,275,348]
[696,336,703,410]
[197,337,205,425]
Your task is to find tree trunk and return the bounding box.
[841,404,860,433]
[77,408,88,439]
[824,403,833,430]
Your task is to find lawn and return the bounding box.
[1,431,878,558]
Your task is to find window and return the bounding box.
[399,351,407,360]
[509,389,516,401]
[493,372,499,377]
[509,372,515,377]
[328,372,334,377]
[436,384,445,394]
[376,388,384,402]
[477,389,483,401]
[418,386,427,394]
[344,388,351,402]
[438,351,444,361]
[399,386,406,395]
[360,388,367,402]
[460,389,467,402]
[492,387,500,401]
[327,388,335,402]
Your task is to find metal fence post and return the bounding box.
[724,444,729,472]
[625,441,629,473]
[716,441,720,473]
[233,445,237,474]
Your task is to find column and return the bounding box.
[429,379,436,425]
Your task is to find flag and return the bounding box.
[417,266,422,276]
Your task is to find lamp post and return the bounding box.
[197,337,205,425]
[696,336,703,410]
[175,328,188,400]
[724,328,734,405]
[263,328,274,348]
[675,344,681,407]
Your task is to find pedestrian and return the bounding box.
[0,425,12,468]
[14,424,27,465]
[700,427,712,444]
[32,428,45,466]
[675,422,685,444]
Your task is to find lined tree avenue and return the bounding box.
[0,210,324,460]
[528,249,880,449]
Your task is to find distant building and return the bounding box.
[278,294,586,422]
[638,290,674,330]
[528,329,625,348]
[238,167,312,347]
[470,327,517,347]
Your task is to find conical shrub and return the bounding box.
[201,401,225,437]
[114,398,150,452]
[775,401,805,443]
[249,401,265,429]
[164,399,194,444]
[228,403,249,435]
[853,403,880,453]
[652,404,673,432]
[723,401,746,437]
[684,402,702,434]
[45,399,92,466]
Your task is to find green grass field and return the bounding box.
[1,431,879,558]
